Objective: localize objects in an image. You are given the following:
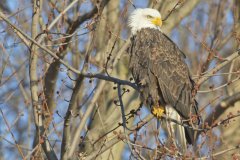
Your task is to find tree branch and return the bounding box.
[61,75,84,160]
[30,0,57,159]
[204,92,240,127]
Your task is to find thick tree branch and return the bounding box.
[30,0,57,159]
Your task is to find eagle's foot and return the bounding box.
[151,106,164,119]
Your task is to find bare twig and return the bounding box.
[197,49,240,85]
[198,76,240,93]
[162,0,184,21]
[117,84,127,129]
[0,109,25,158]
[128,0,136,9]
[196,144,240,159]
[117,84,136,157]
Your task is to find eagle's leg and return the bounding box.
[151,106,164,118]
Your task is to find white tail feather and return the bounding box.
[165,105,187,153]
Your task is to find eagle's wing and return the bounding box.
[149,31,197,119]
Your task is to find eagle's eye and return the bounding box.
[146,15,154,19]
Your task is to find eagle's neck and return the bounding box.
[130,25,161,35]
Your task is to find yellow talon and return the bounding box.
[151,106,164,118]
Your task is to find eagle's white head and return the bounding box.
[128,8,162,35]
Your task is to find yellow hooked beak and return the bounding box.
[151,17,162,27]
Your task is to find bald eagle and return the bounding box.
[128,8,199,145]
